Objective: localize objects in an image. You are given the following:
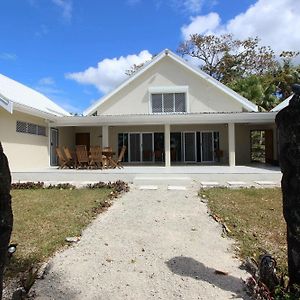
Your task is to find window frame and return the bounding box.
[16,120,47,137]
[148,86,189,114]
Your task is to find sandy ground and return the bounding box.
[31,184,249,300]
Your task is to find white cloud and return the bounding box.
[181,12,221,39]
[171,0,204,14]
[182,0,204,13]
[52,0,72,22]
[66,50,153,94]
[180,0,300,55]
[0,52,17,60]
[38,77,55,85]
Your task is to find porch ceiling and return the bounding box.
[52,112,277,127]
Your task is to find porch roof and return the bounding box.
[53,111,277,127]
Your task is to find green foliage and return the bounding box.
[178,34,300,110]
[178,34,277,84]
[229,75,278,111]
[274,284,300,300]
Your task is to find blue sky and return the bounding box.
[0,0,299,113]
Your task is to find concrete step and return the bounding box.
[200,181,220,188]
[133,176,192,187]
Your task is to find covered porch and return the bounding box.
[51,112,278,168]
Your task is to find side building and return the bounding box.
[0,73,70,171]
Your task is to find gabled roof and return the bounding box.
[271,94,293,112]
[84,49,258,115]
[0,73,71,117]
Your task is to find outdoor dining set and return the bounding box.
[55,145,126,169]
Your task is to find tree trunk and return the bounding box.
[0,142,13,300]
[276,84,300,287]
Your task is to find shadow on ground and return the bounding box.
[166,256,248,298]
[30,271,79,300]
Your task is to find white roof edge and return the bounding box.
[0,73,71,117]
[271,94,293,112]
[0,93,13,113]
[83,48,258,115]
[55,111,276,127]
[13,102,60,121]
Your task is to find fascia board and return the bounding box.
[13,102,59,121]
[0,93,13,113]
[53,112,276,127]
[271,95,293,112]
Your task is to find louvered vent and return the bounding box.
[175,93,185,112]
[151,92,186,113]
[152,94,163,113]
[16,121,27,133]
[16,121,46,136]
[163,93,173,112]
[38,126,46,136]
[27,123,37,134]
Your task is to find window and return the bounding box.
[151,93,186,113]
[16,121,47,136]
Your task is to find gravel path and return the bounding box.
[32,185,249,300]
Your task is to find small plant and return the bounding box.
[87,180,129,193]
[11,182,44,189]
[274,283,300,300]
[46,183,76,190]
[86,181,107,189]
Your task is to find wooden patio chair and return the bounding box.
[102,146,116,168]
[115,145,126,168]
[90,146,103,169]
[56,147,71,169]
[63,147,77,168]
[103,146,112,152]
[76,145,90,168]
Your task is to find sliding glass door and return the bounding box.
[184,132,196,162]
[201,132,214,162]
[127,132,159,163]
[129,133,141,162]
[142,133,153,162]
[119,130,218,164]
[182,131,216,163]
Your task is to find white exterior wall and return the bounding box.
[59,127,75,148]
[0,109,50,171]
[94,56,243,115]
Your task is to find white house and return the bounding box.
[0,49,278,171]
[0,73,70,170]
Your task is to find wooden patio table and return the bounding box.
[102,150,117,168]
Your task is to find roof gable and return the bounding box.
[271,94,293,112]
[0,73,70,117]
[84,49,258,115]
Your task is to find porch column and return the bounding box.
[164,124,171,167]
[228,123,236,167]
[102,125,109,148]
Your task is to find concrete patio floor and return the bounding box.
[12,164,282,188]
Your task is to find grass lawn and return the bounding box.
[7,188,111,277]
[202,188,287,273]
